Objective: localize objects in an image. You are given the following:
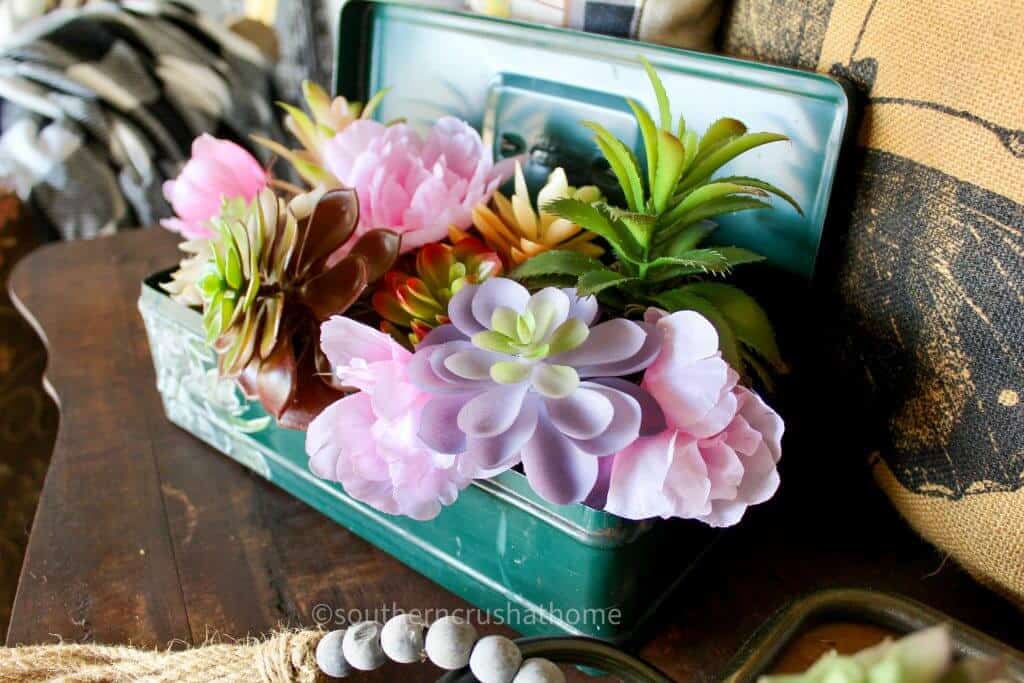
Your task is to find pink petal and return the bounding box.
[643,355,732,431]
[701,441,744,501]
[321,316,408,368]
[603,431,675,519]
[660,435,712,518]
[736,387,784,463]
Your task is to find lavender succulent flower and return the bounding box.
[408,278,665,505]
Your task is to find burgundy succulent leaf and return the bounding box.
[292,187,360,277]
[203,186,401,430]
[299,255,369,322]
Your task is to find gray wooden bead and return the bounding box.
[513,658,566,683]
[469,635,522,683]
[424,615,478,670]
[342,621,387,671]
[381,613,426,664]
[315,629,350,678]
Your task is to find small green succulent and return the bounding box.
[197,190,294,375]
[194,186,400,429]
[511,58,799,385]
[760,626,1008,683]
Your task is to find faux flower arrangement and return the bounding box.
[160,60,793,526]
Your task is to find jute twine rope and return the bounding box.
[0,629,324,682]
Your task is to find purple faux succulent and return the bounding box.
[407,278,666,505]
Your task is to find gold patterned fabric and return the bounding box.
[0,191,58,634]
[723,0,1023,601]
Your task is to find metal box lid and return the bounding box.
[335,0,850,279]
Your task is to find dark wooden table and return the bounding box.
[6,230,1023,681]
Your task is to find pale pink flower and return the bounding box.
[322,117,514,253]
[597,310,784,526]
[306,316,472,520]
[161,134,269,239]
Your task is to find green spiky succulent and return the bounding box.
[198,189,295,374]
[196,186,400,429]
[511,58,799,385]
[761,626,1009,683]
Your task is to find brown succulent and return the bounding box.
[199,186,400,429]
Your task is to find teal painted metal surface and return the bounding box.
[139,274,713,642]
[335,0,849,279]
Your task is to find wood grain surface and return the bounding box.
[5,230,1023,681]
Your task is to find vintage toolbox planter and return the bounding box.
[140,0,850,642]
[140,270,713,642]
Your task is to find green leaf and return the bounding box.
[653,219,717,257]
[360,87,391,121]
[473,330,517,355]
[198,272,224,299]
[645,249,730,280]
[548,318,590,354]
[250,135,333,185]
[676,282,784,371]
[211,238,227,279]
[577,269,635,296]
[652,130,686,214]
[278,102,318,143]
[662,196,772,234]
[301,80,332,124]
[652,288,744,371]
[679,132,789,192]
[627,98,659,191]
[490,360,533,384]
[680,129,699,178]
[641,57,671,131]
[715,246,767,268]
[224,244,243,290]
[743,349,776,391]
[598,203,657,248]
[664,182,767,228]
[713,175,803,215]
[544,198,644,260]
[695,118,746,162]
[509,248,612,280]
[516,274,578,290]
[583,121,645,212]
[227,221,251,278]
[202,294,221,342]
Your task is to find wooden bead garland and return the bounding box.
[380,613,426,664]
[469,635,522,683]
[314,628,351,678]
[315,615,565,681]
[341,621,387,671]
[514,658,567,683]
[424,615,477,670]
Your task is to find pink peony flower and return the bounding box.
[322,117,514,253]
[161,134,269,239]
[597,310,783,526]
[305,316,472,520]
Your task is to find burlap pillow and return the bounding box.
[722,0,1023,601]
